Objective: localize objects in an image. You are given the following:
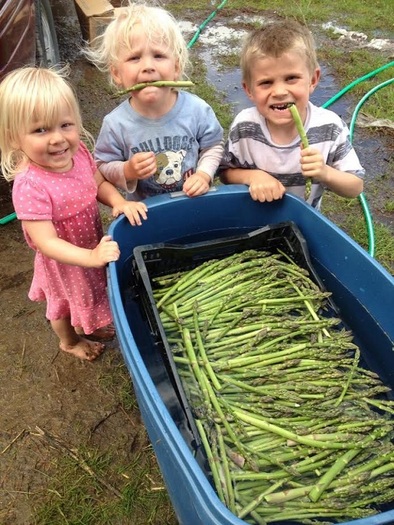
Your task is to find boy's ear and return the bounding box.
[309,67,321,93]
[242,81,254,100]
[110,65,122,87]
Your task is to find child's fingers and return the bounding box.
[183,175,210,197]
[100,234,113,243]
[136,202,148,215]
[92,239,120,266]
[124,207,148,226]
[138,208,148,221]
[103,243,120,262]
[111,202,148,226]
[130,153,157,179]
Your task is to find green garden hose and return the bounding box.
[187,0,228,49]
[322,61,394,257]
[0,211,16,225]
[322,61,394,109]
[347,77,394,257]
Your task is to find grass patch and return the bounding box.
[33,445,175,525]
[209,0,394,35]
[216,50,243,71]
[385,201,394,213]
[321,190,394,275]
[97,359,139,412]
[189,52,234,133]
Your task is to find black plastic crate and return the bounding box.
[130,222,339,448]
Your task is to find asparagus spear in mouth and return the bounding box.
[114,80,194,97]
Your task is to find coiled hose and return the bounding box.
[322,62,394,257]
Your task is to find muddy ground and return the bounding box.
[0,2,393,524]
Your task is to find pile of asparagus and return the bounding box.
[152,249,394,524]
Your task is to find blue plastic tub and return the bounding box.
[107,186,394,525]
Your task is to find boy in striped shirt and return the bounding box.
[219,19,364,209]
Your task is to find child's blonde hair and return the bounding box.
[0,66,92,181]
[83,1,189,88]
[241,19,319,87]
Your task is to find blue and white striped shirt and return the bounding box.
[219,102,364,208]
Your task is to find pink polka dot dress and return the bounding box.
[12,143,112,335]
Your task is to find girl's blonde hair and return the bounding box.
[0,66,92,181]
[241,19,319,88]
[83,1,190,88]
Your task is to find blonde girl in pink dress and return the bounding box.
[0,66,148,361]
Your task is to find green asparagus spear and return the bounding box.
[289,103,312,200]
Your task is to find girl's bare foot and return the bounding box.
[75,323,115,342]
[59,337,105,361]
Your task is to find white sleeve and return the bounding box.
[196,142,225,180]
[98,161,137,194]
